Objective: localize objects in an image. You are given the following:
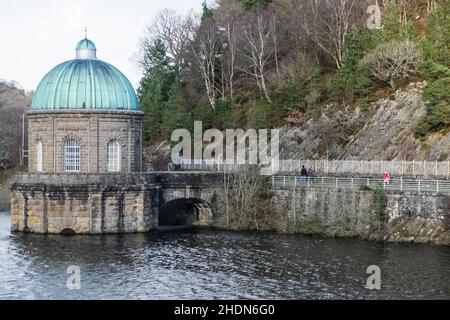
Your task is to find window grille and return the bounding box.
[36,141,43,172]
[64,139,80,172]
[107,140,120,172]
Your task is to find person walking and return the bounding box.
[383,172,391,189]
[300,165,308,185]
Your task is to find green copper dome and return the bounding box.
[32,38,139,110]
[76,38,96,50]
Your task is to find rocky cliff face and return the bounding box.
[146,81,450,165]
[280,81,450,161]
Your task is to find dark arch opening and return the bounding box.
[159,198,213,227]
[60,228,77,236]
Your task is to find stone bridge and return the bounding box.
[10,172,226,234]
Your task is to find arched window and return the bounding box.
[107,140,120,172]
[36,140,43,172]
[64,139,80,172]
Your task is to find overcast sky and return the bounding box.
[0,0,202,91]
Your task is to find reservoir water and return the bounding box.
[0,212,449,299]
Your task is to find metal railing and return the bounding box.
[276,160,450,177]
[271,176,450,194]
[173,159,450,177]
[170,159,247,173]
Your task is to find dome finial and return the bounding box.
[76,36,97,60]
[84,26,88,39]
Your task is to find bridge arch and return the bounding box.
[60,228,77,235]
[158,198,213,227]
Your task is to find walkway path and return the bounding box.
[272,176,450,194]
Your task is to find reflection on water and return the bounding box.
[0,212,449,299]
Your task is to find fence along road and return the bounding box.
[177,159,450,177]
[271,176,450,194]
[175,160,450,193]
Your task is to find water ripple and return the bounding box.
[0,212,449,299]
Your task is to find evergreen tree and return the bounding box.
[239,0,270,10]
[383,2,402,41]
[415,1,450,138]
[161,76,189,136]
[201,1,214,21]
[421,1,450,66]
[138,39,174,143]
[330,28,370,102]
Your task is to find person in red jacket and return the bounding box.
[383,172,391,188]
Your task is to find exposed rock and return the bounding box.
[143,140,171,171]
[280,81,450,161]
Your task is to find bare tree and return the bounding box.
[220,165,282,231]
[0,127,12,170]
[215,0,243,101]
[427,0,438,13]
[241,11,276,102]
[222,21,238,100]
[302,0,362,69]
[143,9,196,67]
[192,20,219,109]
[270,12,281,82]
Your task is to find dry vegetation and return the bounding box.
[0,80,31,210]
[220,165,287,231]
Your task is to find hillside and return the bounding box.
[279,81,449,161]
[137,0,450,166]
[0,79,31,171]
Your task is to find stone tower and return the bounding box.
[28,38,143,173]
[9,38,159,235]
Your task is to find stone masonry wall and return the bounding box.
[9,172,223,234]
[27,110,143,173]
[10,173,160,234]
[273,187,450,245]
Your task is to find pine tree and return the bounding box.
[330,28,370,102]
[138,39,174,143]
[161,76,189,136]
[201,1,214,21]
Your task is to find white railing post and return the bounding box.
[424,160,426,176]
[272,175,275,187]
[336,177,339,189]
[437,180,439,193]
[400,177,403,191]
[283,176,286,187]
[418,179,421,193]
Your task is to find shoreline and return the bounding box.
[2,210,448,247]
